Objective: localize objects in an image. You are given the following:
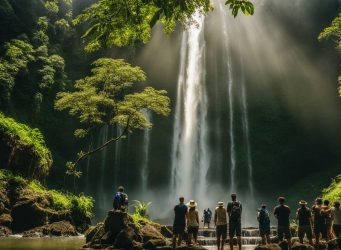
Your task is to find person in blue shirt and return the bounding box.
[257,204,271,245]
[172,197,188,249]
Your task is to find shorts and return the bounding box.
[188,226,199,238]
[173,225,185,235]
[298,225,313,240]
[314,223,327,239]
[229,220,242,237]
[259,224,270,236]
[216,224,228,239]
[277,226,292,241]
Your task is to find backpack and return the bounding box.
[259,209,270,224]
[113,192,124,209]
[230,201,242,221]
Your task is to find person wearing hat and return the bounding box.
[312,197,326,247]
[331,201,341,238]
[187,200,199,246]
[274,197,292,249]
[296,200,313,246]
[172,197,188,249]
[214,201,228,250]
[257,204,271,245]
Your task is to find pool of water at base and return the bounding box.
[0,236,85,250]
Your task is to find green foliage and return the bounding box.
[319,14,341,98]
[74,0,253,52]
[0,112,52,176]
[130,212,153,229]
[225,0,254,17]
[55,58,170,136]
[133,200,152,217]
[322,174,341,203]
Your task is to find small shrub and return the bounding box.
[322,174,341,203]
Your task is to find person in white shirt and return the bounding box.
[187,200,199,246]
[214,202,228,250]
[331,201,341,238]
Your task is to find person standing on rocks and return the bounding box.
[187,200,199,246]
[258,204,271,245]
[227,194,242,250]
[214,201,228,250]
[172,197,188,249]
[274,197,292,249]
[312,197,327,247]
[331,201,341,238]
[113,186,129,211]
[296,200,313,246]
[321,200,333,240]
[203,208,212,228]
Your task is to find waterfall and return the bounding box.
[217,1,236,192]
[141,110,152,192]
[240,64,254,197]
[114,126,122,187]
[170,11,209,200]
[98,124,109,209]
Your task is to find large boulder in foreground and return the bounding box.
[85,210,169,250]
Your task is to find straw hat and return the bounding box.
[218,202,224,207]
[187,200,197,208]
[299,200,307,205]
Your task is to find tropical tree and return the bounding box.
[319,14,341,97]
[55,58,170,188]
[73,0,254,52]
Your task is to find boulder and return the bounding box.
[11,198,48,232]
[327,238,341,250]
[0,225,12,236]
[254,244,282,250]
[104,210,128,237]
[291,242,314,250]
[23,220,77,237]
[175,246,208,250]
[114,227,141,249]
[140,224,165,242]
[144,239,167,249]
[85,223,105,243]
[0,213,12,227]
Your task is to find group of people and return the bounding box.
[173,194,243,250]
[172,194,341,250]
[111,187,341,250]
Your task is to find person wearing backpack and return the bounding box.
[227,193,242,250]
[321,200,333,240]
[113,186,129,211]
[274,197,292,249]
[296,200,313,246]
[258,204,271,245]
[312,197,326,247]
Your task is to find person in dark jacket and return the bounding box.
[172,197,188,249]
[296,200,313,246]
[274,197,292,249]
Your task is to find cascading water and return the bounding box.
[141,110,152,192]
[170,11,210,201]
[240,63,254,198]
[218,0,237,193]
[98,125,109,208]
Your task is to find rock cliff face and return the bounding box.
[0,171,91,237]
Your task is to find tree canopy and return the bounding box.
[74,0,254,52]
[55,58,170,180]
